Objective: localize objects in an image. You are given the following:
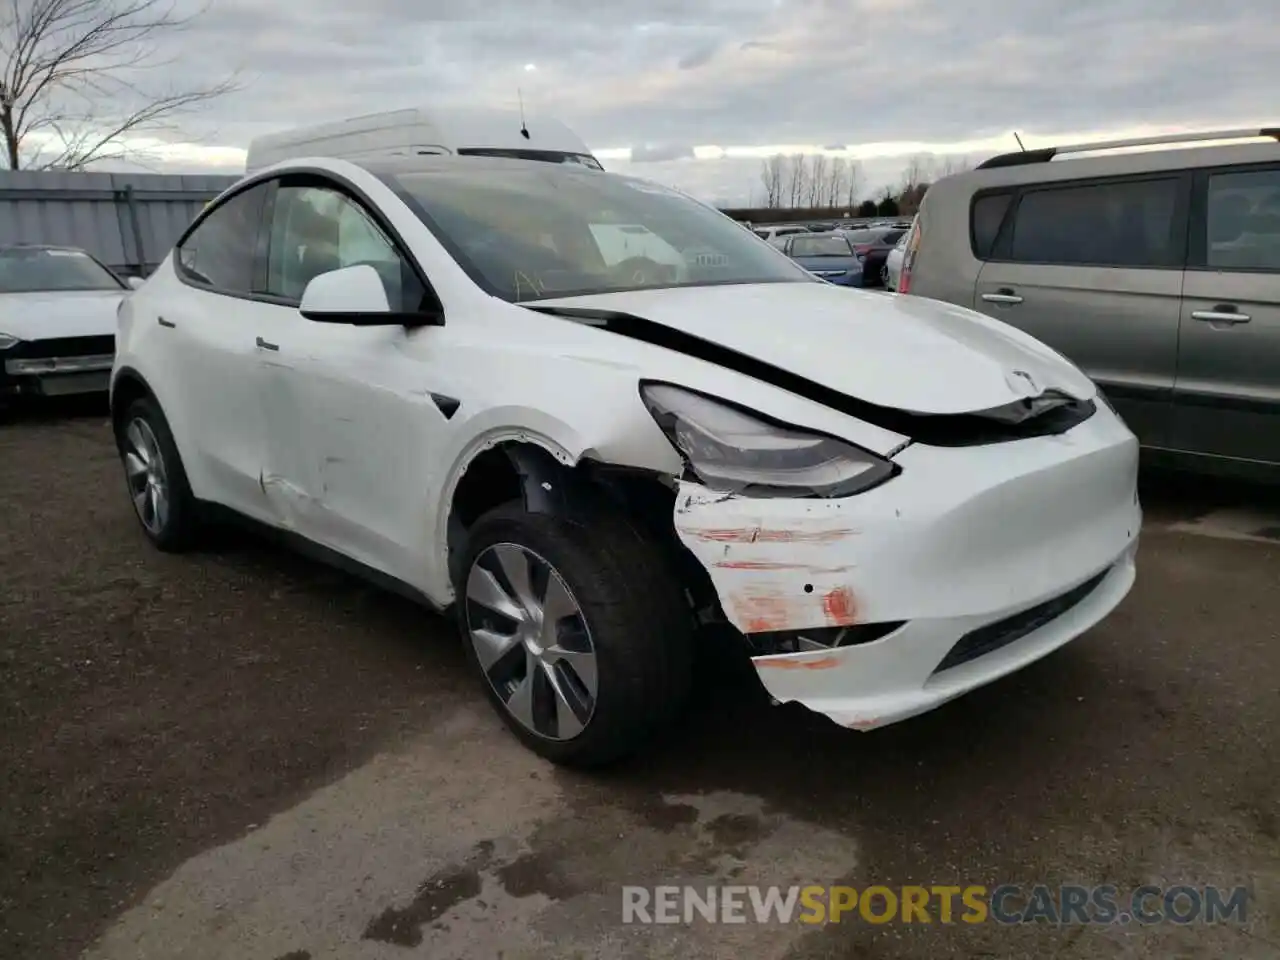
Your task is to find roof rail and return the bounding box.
[977,127,1280,170]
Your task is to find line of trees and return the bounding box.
[756,152,977,218]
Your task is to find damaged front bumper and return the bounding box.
[673,404,1141,731]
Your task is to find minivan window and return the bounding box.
[1007,178,1180,268]
[0,247,124,293]
[387,166,810,302]
[1206,169,1280,272]
[177,184,270,293]
[970,192,1012,259]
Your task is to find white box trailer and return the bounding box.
[245,106,602,174]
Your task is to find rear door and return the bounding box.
[972,174,1189,447]
[1171,163,1280,465]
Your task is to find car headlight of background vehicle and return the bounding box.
[0,333,19,350]
[640,382,896,497]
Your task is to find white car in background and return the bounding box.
[111,154,1140,767]
[884,228,910,290]
[0,244,139,401]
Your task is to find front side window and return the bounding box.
[176,184,270,293]
[1205,169,1280,272]
[388,166,810,302]
[265,184,426,311]
[0,247,124,293]
[1007,177,1180,267]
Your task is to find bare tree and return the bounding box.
[807,153,827,208]
[899,153,934,196]
[828,157,847,210]
[759,154,785,208]
[0,0,240,170]
[844,159,863,211]
[785,153,807,209]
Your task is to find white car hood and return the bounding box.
[536,282,1096,415]
[0,290,123,342]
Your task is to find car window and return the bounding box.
[971,192,1012,259]
[842,229,877,244]
[176,183,270,293]
[0,247,124,293]
[1007,178,1180,267]
[266,184,426,310]
[1205,169,1280,272]
[881,230,907,245]
[789,235,853,257]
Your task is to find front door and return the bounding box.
[1172,164,1280,466]
[254,176,451,581]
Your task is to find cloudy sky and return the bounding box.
[29,0,1280,203]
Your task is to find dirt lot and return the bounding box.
[2,398,1278,960]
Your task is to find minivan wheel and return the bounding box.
[117,397,200,551]
[457,502,693,767]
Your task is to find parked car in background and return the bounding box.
[883,228,911,290]
[112,152,1139,767]
[0,244,137,401]
[778,231,864,286]
[842,225,909,288]
[901,126,1280,481]
[753,223,812,245]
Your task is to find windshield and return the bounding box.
[789,234,853,257]
[0,247,124,293]
[842,229,878,244]
[388,166,811,302]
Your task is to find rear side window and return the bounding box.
[1205,168,1280,272]
[1006,178,1180,268]
[970,192,1012,259]
[176,184,270,293]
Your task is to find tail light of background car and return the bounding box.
[898,220,922,294]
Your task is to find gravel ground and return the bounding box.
[1,397,1277,960]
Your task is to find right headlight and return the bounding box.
[0,333,19,350]
[641,382,897,498]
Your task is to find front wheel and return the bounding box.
[456,503,693,767]
[116,397,201,551]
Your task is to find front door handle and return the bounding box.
[255,336,279,351]
[1191,305,1250,324]
[157,317,176,329]
[982,290,1024,305]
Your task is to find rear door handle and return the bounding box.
[157,317,175,328]
[981,291,1024,305]
[255,336,279,351]
[1191,306,1250,324]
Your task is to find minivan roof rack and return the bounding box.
[977,127,1280,169]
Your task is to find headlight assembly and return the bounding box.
[0,333,19,350]
[640,382,896,498]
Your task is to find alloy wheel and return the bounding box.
[464,543,598,740]
[123,418,170,535]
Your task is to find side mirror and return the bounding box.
[127,276,144,290]
[298,264,441,327]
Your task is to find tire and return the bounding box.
[115,396,201,552]
[455,501,693,767]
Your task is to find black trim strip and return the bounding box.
[1093,380,1173,404]
[1171,389,1280,415]
[526,305,1095,447]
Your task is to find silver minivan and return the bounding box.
[901,128,1280,481]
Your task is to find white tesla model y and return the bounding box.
[111,155,1140,766]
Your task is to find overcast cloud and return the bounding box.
[77,0,1280,202]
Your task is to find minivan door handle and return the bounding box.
[255,336,280,351]
[1191,305,1250,325]
[981,289,1024,305]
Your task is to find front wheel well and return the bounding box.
[110,370,154,440]
[444,442,717,615]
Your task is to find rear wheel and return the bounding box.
[117,397,201,551]
[457,502,693,767]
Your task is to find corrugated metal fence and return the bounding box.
[0,170,240,278]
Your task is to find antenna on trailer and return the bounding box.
[1013,131,1026,152]
[517,88,531,140]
